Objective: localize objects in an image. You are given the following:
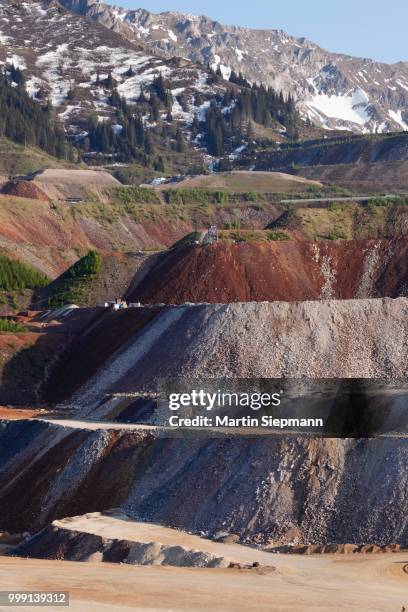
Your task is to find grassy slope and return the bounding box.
[36,252,152,308]
[44,251,102,308]
[0,190,405,267]
[286,202,406,240]
[68,188,282,229]
[0,137,74,176]
[0,255,49,315]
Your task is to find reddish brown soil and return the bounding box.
[0,192,282,278]
[1,180,50,202]
[127,239,407,304]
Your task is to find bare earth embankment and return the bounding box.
[160,170,322,192]
[127,239,408,304]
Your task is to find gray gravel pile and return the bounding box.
[73,298,408,413]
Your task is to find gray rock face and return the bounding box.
[122,436,408,546]
[0,421,407,546]
[60,0,408,133]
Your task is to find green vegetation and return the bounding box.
[0,67,74,160]
[164,184,354,205]
[162,185,351,210]
[85,93,147,163]
[163,188,262,206]
[367,196,408,207]
[204,79,300,156]
[170,232,201,249]
[0,319,27,333]
[280,186,353,203]
[0,137,72,175]
[115,186,161,205]
[82,76,187,168]
[0,256,49,291]
[10,294,19,311]
[47,250,102,307]
[266,230,290,241]
[296,207,353,241]
[292,200,403,241]
[75,192,272,231]
[165,188,228,205]
[367,197,391,207]
[82,70,301,164]
[219,229,290,242]
[111,164,162,186]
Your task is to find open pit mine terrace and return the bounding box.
[0,297,407,565]
[0,231,407,606]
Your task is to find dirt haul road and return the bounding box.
[0,553,407,611]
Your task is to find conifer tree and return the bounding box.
[175,126,186,152]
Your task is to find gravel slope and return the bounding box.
[0,420,407,546]
[66,299,408,412]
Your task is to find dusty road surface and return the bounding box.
[33,169,120,187]
[1,552,407,611]
[0,407,46,420]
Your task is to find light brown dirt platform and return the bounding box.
[0,407,49,420]
[160,170,322,193]
[0,552,406,611]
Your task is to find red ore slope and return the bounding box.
[127,239,408,304]
[1,180,50,202]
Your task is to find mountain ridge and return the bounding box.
[58,0,408,133]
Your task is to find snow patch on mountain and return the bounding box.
[25,75,44,98]
[307,88,372,128]
[396,80,408,92]
[388,110,408,131]
[167,28,177,42]
[116,65,171,101]
[210,54,231,80]
[6,54,26,69]
[0,0,229,143]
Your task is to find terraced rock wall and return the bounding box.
[0,421,406,546]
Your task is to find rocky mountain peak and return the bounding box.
[58,0,408,133]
